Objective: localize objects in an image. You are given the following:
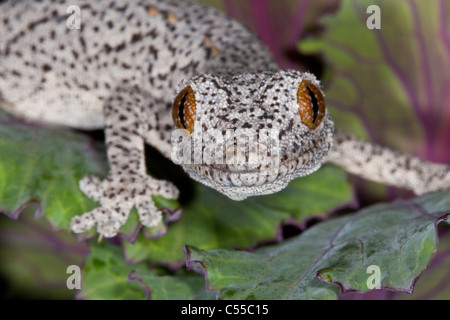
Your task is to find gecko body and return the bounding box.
[1,0,449,237]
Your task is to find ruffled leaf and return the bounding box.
[185,191,450,299]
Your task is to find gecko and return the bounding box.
[0,0,449,238]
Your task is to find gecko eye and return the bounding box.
[172,86,197,133]
[297,80,326,129]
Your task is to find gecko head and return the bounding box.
[171,70,335,200]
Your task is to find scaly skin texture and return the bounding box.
[0,0,449,237]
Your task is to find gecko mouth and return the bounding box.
[181,146,324,200]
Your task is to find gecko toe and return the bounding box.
[79,175,103,201]
[135,193,163,227]
[97,219,122,238]
[147,178,179,199]
[70,208,102,233]
[71,205,130,238]
[74,172,179,238]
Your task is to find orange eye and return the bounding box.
[297,80,326,129]
[172,86,196,133]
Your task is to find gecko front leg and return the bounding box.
[327,129,450,195]
[70,86,179,238]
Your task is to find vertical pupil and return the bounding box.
[306,86,318,123]
[179,91,188,129]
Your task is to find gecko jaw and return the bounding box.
[181,142,330,200]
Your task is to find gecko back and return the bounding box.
[0,0,273,130]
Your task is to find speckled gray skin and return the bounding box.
[1,0,449,237]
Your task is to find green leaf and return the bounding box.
[393,225,450,300]
[79,241,146,300]
[0,206,88,299]
[123,164,353,266]
[0,110,107,229]
[185,191,450,300]
[129,269,216,300]
[80,240,214,300]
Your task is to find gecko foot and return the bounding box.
[70,172,179,238]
